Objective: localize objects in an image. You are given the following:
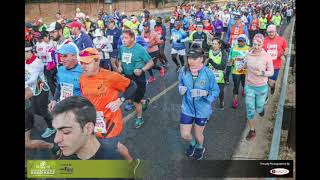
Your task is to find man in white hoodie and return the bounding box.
[25,41,56,138]
[93,28,113,70]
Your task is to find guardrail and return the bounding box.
[268,17,296,160]
[266,17,296,180]
[265,17,295,180]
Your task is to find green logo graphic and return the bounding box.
[28,160,56,177]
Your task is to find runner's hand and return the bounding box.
[117,66,123,73]
[191,89,208,98]
[179,86,187,95]
[106,98,123,112]
[133,69,143,76]
[48,100,57,112]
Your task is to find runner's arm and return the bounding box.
[264,54,274,77]
[162,25,167,41]
[121,80,137,100]
[142,59,154,72]
[83,35,94,48]
[53,85,61,102]
[205,72,220,103]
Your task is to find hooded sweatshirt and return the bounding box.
[245,49,274,86]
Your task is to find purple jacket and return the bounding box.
[213,20,224,34]
[195,11,204,21]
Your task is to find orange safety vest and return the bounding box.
[229,23,245,45]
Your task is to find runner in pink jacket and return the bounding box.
[243,33,274,141]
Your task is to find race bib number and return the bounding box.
[94,111,107,134]
[105,52,110,59]
[60,83,73,101]
[267,44,278,60]
[107,35,113,43]
[122,53,132,64]
[235,58,245,71]
[213,69,222,81]
[234,27,239,34]
[196,17,201,22]
[170,18,175,24]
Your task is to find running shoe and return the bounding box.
[185,144,196,157]
[41,128,56,138]
[134,117,144,129]
[159,67,165,77]
[270,86,275,95]
[129,158,141,177]
[193,147,206,160]
[147,76,156,83]
[232,99,238,109]
[259,109,265,117]
[246,130,256,141]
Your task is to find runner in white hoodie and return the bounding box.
[93,28,113,70]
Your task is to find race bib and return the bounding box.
[170,18,175,24]
[94,111,107,134]
[196,17,201,22]
[107,35,113,43]
[235,58,246,71]
[122,53,132,64]
[267,44,278,60]
[105,52,110,60]
[60,83,73,101]
[234,27,239,34]
[213,69,222,81]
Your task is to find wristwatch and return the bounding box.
[261,71,265,76]
[120,97,126,103]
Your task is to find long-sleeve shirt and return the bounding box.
[25,55,48,95]
[73,32,94,51]
[245,49,274,86]
[170,28,188,50]
[93,36,113,60]
[213,20,224,34]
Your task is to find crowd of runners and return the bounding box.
[25,0,294,171]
